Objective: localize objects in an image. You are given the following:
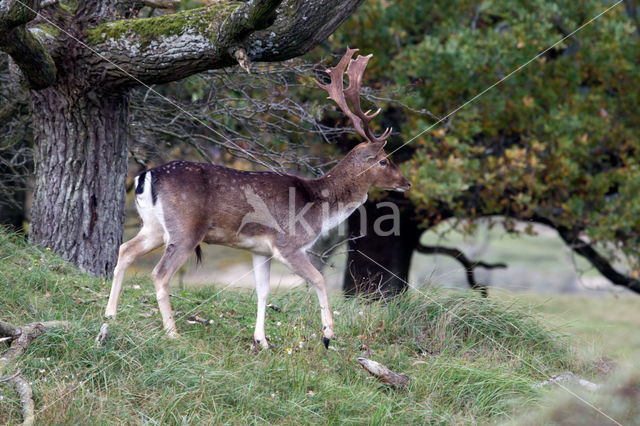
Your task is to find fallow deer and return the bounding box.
[102,48,411,349]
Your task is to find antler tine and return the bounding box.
[316,48,370,141]
[344,54,392,144]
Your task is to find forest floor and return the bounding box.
[1,229,638,424]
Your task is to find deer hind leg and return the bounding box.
[252,254,272,349]
[105,227,163,319]
[151,239,200,338]
[281,250,334,348]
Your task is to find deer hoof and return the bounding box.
[253,339,269,350]
[322,337,331,349]
[167,330,180,339]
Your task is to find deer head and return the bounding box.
[317,48,411,193]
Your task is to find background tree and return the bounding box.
[0,53,31,229]
[320,0,640,296]
[0,0,364,276]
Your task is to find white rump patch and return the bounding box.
[135,172,167,240]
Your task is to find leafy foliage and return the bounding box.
[326,0,640,272]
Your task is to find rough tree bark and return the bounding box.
[0,0,365,275]
[30,87,129,275]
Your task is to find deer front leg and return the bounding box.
[281,250,334,348]
[252,254,271,349]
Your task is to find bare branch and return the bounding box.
[416,244,507,297]
[532,216,640,294]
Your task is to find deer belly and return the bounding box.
[204,229,274,255]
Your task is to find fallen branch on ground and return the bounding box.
[357,357,410,388]
[186,315,213,325]
[0,320,70,425]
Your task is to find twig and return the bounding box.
[186,315,213,325]
[0,369,20,382]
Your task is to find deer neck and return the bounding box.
[313,160,370,208]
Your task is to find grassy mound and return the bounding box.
[0,229,578,424]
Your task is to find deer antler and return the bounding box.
[317,48,392,144]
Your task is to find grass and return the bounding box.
[508,293,640,361]
[0,228,623,424]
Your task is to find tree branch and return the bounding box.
[416,244,507,297]
[245,0,366,62]
[83,0,364,87]
[85,0,282,86]
[0,0,57,89]
[141,0,179,9]
[532,216,640,294]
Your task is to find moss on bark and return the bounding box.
[86,4,242,46]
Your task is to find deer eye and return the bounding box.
[379,159,388,166]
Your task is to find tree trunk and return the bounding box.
[29,84,129,276]
[1,0,366,276]
[343,195,422,298]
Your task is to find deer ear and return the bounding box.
[361,141,386,161]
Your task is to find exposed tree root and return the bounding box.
[0,320,69,425]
